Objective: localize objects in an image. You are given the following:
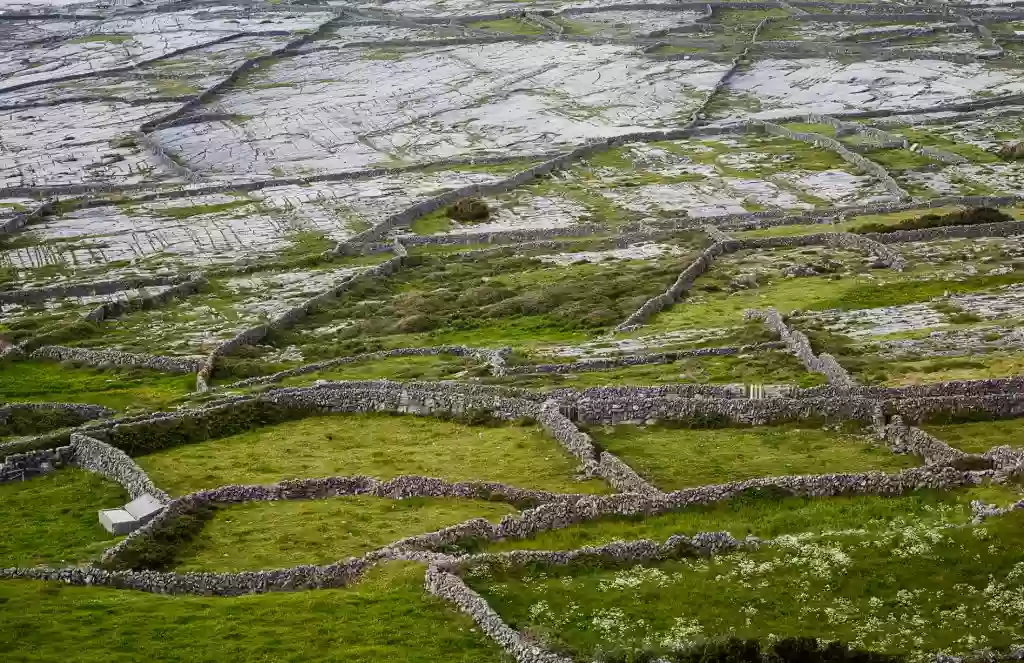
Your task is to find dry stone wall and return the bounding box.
[82,273,206,324]
[749,120,911,199]
[537,399,660,494]
[31,345,203,374]
[68,433,170,501]
[746,308,857,387]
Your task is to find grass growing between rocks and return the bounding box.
[0,360,193,412]
[0,562,503,663]
[645,269,1024,333]
[483,485,1021,552]
[472,509,1024,660]
[136,413,610,496]
[863,352,1024,387]
[588,423,917,492]
[0,470,125,568]
[922,418,1024,454]
[468,18,545,35]
[175,496,517,572]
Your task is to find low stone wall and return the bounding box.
[0,201,52,237]
[83,273,206,324]
[614,240,728,331]
[31,345,203,374]
[68,433,169,501]
[537,400,660,494]
[0,445,73,482]
[613,230,905,330]
[425,568,574,663]
[415,465,988,550]
[750,120,910,199]
[746,308,857,387]
[197,255,405,392]
[99,473,588,569]
[0,557,371,597]
[868,220,1024,245]
[0,274,191,305]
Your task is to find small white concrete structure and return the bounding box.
[99,509,137,536]
[99,493,165,535]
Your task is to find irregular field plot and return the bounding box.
[922,418,1024,454]
[0,360,193,413]
[491,351,825,390]
[276,253,698,355]
[645,266,1024,333]
[0,563,501,663]
[472,510,1024,659]
[483,484,1021,551]
[0,470,125,568]
[175,496,517,572]
[588,423,917,491]
[275,354,481,387]
[136,413,609,496]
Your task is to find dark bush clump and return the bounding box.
[447,197,490,222]
[599,637,905,663]
[852,207,1012,234]
[100,504,216,571]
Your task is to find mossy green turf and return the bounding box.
[0,470,124,567]
[0,562,502,663]
[473,509,1024,660]
[483,485,1020,552]
[175,496,517,571]
[589,423,917,491]
[0,360,193,412]
[922,418,1024,454]
[490,352,825,390]
[136,413,610,496]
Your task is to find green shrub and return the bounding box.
[100,504,216,571]
[852,207,1012,234]
[447,198,490,222]
[599,637,905,663]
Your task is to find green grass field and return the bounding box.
[175,496,517,571]
[0,562,502,663]
[472,509,1024,660]
[0,470,125,567]
[135,413,609,496]
[589,423,917,491]
[921,418,1024,454]
[0,360,194,412]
